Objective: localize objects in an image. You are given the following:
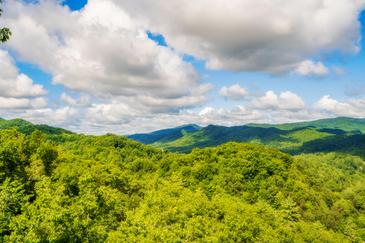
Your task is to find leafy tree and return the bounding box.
[0,179,30,240]
[0,129,28,183]
[0,0,11,42]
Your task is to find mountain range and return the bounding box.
[129,117,365,156]
[2,116,365,158]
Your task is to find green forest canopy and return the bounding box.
[0,120,364,242]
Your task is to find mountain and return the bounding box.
[0,118,72,135]
[129,117,365,153]
[249,117,365,133]
[128,124,201,144]
[300,133,365,157]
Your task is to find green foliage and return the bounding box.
[0,179,30,240]
[0,130,28,183]
[1,121,365,241]
[0,0,11,43]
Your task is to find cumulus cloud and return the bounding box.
[76,90,310,134]
[315,95,365,117]
[0,50,47,110]
[0,50,47,98]
[3,88,365,135]
[0,97,47,110]
[219,84,248,100]
[2,0,208,112]
[295,60,330,76]
[83,104,268,134]
[20,107,81,128]
[252,91,305,111]
[118,0,365,73]
[60,93,91,107]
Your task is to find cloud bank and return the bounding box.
[118,0,365,73]
[1,0,364,134]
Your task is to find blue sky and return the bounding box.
[61,0,87,10]
[1,0,365,134]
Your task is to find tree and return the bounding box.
[0,0,11,42]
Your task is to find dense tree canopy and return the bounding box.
[0,125,364,242]
[0,0,11,42]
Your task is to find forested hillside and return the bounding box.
[0,118,71,135]
[129,117,365,153]
[129,124,201,145]
[1,120,365,241]
[250,117,365,133]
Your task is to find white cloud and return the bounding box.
[84,84,212,125]
[82,104,268,134]
[3,89,365,135]
[315,95,365,117]
[60,93,91,107]
[19,107,81,128]
[0,50,47,98]
[135,83,212,112]
[0,97,47,110]
[219,84,248,100]
[118,0,365,73]
[2,0,208,112]
[295,60,330,76]
[0,50,47,110]
[73,90,309,134]
[199,107,216,116]
[2,0,365,134]
[252,91,305,111]
[86,102,139,125]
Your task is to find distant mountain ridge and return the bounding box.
[249,117,365,133]
[128,117,365,153]
[0,118,72,135]
[2,117,365,157]
[128,124,201,144]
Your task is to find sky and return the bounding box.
[1,0,365,134]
